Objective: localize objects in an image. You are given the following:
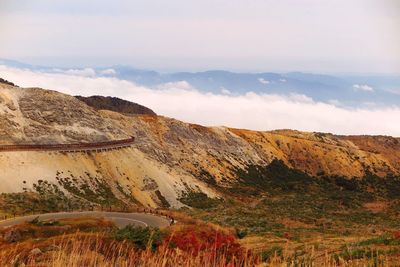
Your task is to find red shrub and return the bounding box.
[393,230,400,240]
[166,226,243,260]
[283,232,290,239]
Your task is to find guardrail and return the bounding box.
[0,137,135,153]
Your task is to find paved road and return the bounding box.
[0,211,171,229]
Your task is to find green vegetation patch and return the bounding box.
[260,246,283,261]
[113,225,162,250]
[180,159,400,238]
[235,159,314,194]
[0,172,141,217]
[179,191,221,209]
[356,235,400,246]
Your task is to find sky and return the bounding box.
[0,0,399,73]
[0,0,399,136]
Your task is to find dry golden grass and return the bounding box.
[0,217,398,266]
[0,232,258,267]
[0,231,397,266]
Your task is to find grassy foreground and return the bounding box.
[0,216,399,266]
[0,217,257,266]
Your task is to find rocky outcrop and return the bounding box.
[0,77,16,87]
[0,85,128,144]
[75,95,156,116]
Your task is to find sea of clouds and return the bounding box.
[0,65,399,137]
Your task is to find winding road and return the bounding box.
[0,211,171,229]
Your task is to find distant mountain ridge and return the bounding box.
[1,58,400,107]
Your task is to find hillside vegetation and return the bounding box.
[75,95,156,116]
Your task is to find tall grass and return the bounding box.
[0,232,257,267]
[0,232,395,267]
[0,218,398,267]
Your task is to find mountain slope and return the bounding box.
[103,112,400,180]
[0,82,399,210]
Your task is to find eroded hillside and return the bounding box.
[0,82,399,210]
[103,112,400,181]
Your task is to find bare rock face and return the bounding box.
[343,135,400,176]
[4,229,22,243]
[104,111,400,180]
[142,176,159,191]
[0,84,128,144]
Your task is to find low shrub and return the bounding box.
[29,217,59,226]
[179,191,221,209]
[113,225,162,250]
[166,226,243,260]
[235,227,248,239]
[260,246,283,261]
[357,234,400,246]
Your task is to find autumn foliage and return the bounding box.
[0,218,258,266]
[393,230,400,240]
[166,225,244,260]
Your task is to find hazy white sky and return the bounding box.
[0,0,399,73]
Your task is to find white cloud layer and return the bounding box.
[100,69,116,76]
[353,84,374,92]
[1,65,399,137]
[258,78,270,84]
[50,68,97,77]
[221,88,231,95]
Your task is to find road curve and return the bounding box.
[0,211,171,229]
